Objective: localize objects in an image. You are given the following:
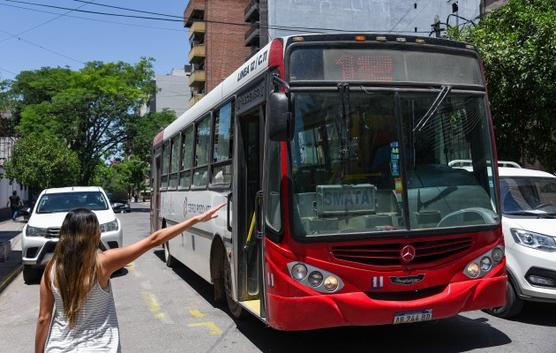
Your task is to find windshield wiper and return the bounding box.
[413,85,452,133]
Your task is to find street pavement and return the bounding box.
[0,219,25,291]
[1,204,555,353]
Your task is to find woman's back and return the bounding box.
[46,267,120,353]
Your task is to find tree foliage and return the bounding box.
[4,133,80,190]
[454,0,556,170]
[10,59,159,184]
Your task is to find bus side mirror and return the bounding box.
[268,92,294,141]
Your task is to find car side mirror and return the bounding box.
[267,92,294,141]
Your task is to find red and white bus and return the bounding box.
[151,33,506,330]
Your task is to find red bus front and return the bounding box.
[261,35,506,330]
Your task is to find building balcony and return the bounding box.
[244,22,260,47]
[184,0,205,27]
[189,21,206,40]
[188,70,206,88]
[244,0,260,22]
[188,45,206,64]
[189,94,204,107]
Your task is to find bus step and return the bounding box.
[240,299,262,317]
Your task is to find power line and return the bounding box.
[4,0,432,33]
[0,66,17,75]
[0,3,186,32]
[5,0,183,22]
[70,0,182,19]
[0,0,94,46]
[0,28,84,64]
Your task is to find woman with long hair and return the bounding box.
[35,204,225,353]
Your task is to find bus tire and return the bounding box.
[484,279,523,318]
[223,251,246,320]
[211,238,225,304]
[163,242,175,268]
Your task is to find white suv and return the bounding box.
[21,186,123,283]
[487,167,556,317]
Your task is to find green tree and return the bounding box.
[453,0,556,170]
[5,133,80,190]
[126,110,175,163]
[10,59,157,184]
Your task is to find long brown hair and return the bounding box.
[46,208,101,327]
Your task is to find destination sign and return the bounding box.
[289,48,483,86]
[316,184,376,216]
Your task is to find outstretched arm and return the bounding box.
[99,203,226,276]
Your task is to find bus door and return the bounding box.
[233,104,265,316]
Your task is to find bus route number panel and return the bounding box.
[316,184,377,217]
[393,309,433,324]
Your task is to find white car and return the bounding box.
[21,186,123,283]
[487,167,556,317]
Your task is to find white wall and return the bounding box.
[268,0,480,38]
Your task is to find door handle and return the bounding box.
[226,192,232,232]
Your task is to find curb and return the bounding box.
[0,264,22,294]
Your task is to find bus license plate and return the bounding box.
[393,309,433,324]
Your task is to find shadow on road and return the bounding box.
[153,249,512,353]
[153,249,220,308]
[508,302,556,327]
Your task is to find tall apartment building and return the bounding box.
[184,0,250,107]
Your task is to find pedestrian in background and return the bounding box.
[7,190,23,221]
[34,203,225,353]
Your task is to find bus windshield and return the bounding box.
[290,91,499,237]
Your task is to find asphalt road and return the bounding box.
[1,204,555,353]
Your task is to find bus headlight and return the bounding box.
[308,271,323,287]
[323,276,339,292]
[464,246,504,279]
[287,262,343,293]
[291,263,307,281]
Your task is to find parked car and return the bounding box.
[108,191,131,213]
[486,166,556,317]
[21,186,123,283]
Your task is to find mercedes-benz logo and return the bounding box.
[400,245,416,263]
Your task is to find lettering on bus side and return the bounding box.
[237,50,268,82]
[186,202,212,215]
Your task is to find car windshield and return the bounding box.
[500,177,556,215]
[290,91,499,237]
[37,192,109,213]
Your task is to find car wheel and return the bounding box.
[223,252,245,319]
[23,265,40,284]
[484,279,524,318]
[163,242,174,268]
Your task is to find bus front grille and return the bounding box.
[331,236,473,266]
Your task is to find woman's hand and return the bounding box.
[194,203,226,223]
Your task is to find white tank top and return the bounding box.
[45,267,121,353]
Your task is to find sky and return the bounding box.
[0,0,190,80]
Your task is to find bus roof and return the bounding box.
[158,33,475,145]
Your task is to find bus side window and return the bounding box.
[180,126,194,189]
[211,101,233,188]
[193,114,211,188]
[161,141,170,189]
[265,140,282,235]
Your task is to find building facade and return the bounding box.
[184,0,250,106]
[151,68,191,118]
[244,0,485,52]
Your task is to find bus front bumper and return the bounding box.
[266,275,506,331]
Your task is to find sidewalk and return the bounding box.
[0,220,25,292]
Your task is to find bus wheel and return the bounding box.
[163,242,175,268]
[223,252,245,319]
[484,279,523,318]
